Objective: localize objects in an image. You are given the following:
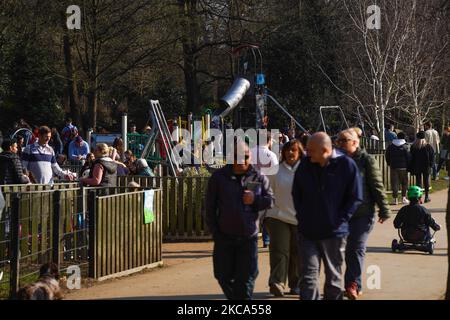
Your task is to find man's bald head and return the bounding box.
[307,132,333,167]
[308,132,332,150]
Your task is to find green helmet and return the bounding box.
[407,185,423,199]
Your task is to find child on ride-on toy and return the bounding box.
[392,186,440,253]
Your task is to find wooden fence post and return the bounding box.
[52,190,61,270]
[88,190,97,279]
[9,194,20,299]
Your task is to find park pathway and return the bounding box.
[66,188,449,300]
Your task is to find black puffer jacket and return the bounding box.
[409,144,434,175]
[385,140,410,169]
[0,151,29,185]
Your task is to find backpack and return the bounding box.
[63,125,78,142]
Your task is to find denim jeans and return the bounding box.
[298,234,346,300]
[213,233,259,300]
[262,225,270,245]
[344,215,375,290]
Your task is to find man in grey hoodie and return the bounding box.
[385,132,411,205]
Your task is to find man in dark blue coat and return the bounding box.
[205,140,274,300]
[292,132,363,300]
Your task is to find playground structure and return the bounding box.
[126,44,387,176]
[136,44,313,175]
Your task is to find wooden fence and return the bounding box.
[118,154,420,240]
[88,189,163,281]
[0,186,86,298]
[0,184,163,297]
[372,154,416,192]
[118,176,210,240]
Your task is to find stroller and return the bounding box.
[391,227,437,254]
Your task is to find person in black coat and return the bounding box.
[385,132,411,204]
[409,131,434,202]
[49,128,64,157]
[0,139,30,185]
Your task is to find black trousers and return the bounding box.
[213,234,259,300]
[415,171,430,197]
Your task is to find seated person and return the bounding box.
[135,159,155,177]
[80,152,95,179]
[124,150,138,175]
[393,185,440,242]
[68,136,89,165]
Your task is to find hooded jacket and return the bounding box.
[0,151,29,185]
[205,164,274,238]
[292,149,363,240]
[385,139,410,169]
[352,149,390,219]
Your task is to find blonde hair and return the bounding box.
[350,127,362,138]
[95,143,109,157]
[339,129,359,141]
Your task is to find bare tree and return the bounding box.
[395,0,449,131]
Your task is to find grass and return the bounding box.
[0,268,40,299]
[386,172,449,204]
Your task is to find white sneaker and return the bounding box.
[443,176,450,180]
[402,197,410,205]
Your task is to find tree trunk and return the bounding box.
[379,106,386,150]
[63,34,82,133]
[88,83,98,130]
[179,0,201,115]
[183,45,200,114]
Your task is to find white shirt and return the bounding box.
[425,129,440,153]
[250,145,279,176]
[266,161,300,225]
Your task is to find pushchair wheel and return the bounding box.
[391,239,398,252]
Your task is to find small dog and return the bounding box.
[17,262,63,300]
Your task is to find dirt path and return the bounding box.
[66,188,448,300]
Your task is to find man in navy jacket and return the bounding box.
[205,140,274,300]
[292,132,363,300]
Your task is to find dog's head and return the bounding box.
[17,262,62,300]
[39,262,59,280]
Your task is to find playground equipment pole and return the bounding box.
[87,128,93,149]
[205,113,211,140]
[122,113,128,151]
